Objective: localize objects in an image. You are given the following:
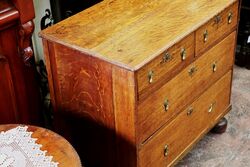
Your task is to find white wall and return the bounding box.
[32,0,52,61]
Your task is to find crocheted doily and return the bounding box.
[0,126,59,167]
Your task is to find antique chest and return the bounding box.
[40,0,239,166]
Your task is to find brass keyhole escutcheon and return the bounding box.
[212,62,217,72]
[164,99,169,112]
[208,102,216,113]
[187,107,194,116]
[161,52,172,64]
[228,12,233,24]
[164,145,169,157]
[214,15,222,25]
[181,48,187,61]
[148,70,154,84]
[204,30,208,43]
[188,66,197,77]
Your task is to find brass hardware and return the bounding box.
[148,70,154,84]
[181,48,187,61]
[203,30,208,42]
[212,62,217,72]
[161,52,172,64]
[188,66,197,76]
[228,12,233,24]
[164,145,169,157]
[214,15,222,24]
[208,102,216,113]
[187,107,194,116]
[164,99,169,112]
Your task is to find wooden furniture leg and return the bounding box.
[211,117,228,134]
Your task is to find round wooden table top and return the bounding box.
[0,124,82,167]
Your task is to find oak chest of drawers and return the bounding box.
[40,0,239,166]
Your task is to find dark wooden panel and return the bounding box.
[0,21,41,124]
[11,0,35,24]
[0,55,17,123]
[0,0,19,29]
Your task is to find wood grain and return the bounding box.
[139,70,232,167]
[40,0,237,70]
[137,33,194,100]
[0,124,82,167]
[196,1,238,56]
[137,31,236,143]
[54,42,115,129]
[42,40,58,112]
[112,66,137,167]
[49,42,117,167]
[40,1,239,166]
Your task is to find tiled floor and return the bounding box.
[177,66,250,167]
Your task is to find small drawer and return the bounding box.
[137,33,194,100]
[195,1,238,56]
[139,70,232,167]
[137,31,236,143]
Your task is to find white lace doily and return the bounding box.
[0,126,59,167]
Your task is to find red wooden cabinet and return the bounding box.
[0,54,17,122]
[0,0,41,124]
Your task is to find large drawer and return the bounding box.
[196,1,238,56]
[139,70,232,167]
[137,31,236,143]
[137,33,194,100]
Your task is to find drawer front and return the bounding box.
[137,33,194,100]
[137,31,236,143]
[139,71,232,167]
[196,2,238,56]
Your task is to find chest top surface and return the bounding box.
[40,0,237,71]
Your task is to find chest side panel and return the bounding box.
[112,66,138,167]
[45,41,117,167]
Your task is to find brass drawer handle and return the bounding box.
[164,99,169,112]
[161,52,172,64]
[164,145,169,157]
[187,107,194,116]
[188,66,197,76]
[181,48,187,61]
[228,12,233,24]
[214,15,222,25]
[203,30,208,43]
[212,62,217,72]
[148,70,154,84]
[208,102,216,113]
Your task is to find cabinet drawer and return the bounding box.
[139,70,232,167]
[137,31,236,143]
[196,1,238,56]
[137,33,194,100]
